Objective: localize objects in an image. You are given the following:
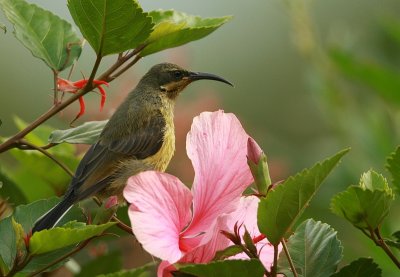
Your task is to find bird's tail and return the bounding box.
[32,196,74,233]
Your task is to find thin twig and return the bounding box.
[111,55,142,80]
[281,239,298,277]
[375,228,400,269]
[18,139,74,177]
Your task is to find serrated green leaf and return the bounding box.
[331,258,382,277]
[212,245,243,261]
[386,146,400,194]
[141,10,231,56]
[11,218,25,252]
[176,259,264,277]
[258,149,349,245]
[49,120,107,145]
[330,48,400,106]
[278,219,342,277]
[0,0,82,71]
[330,186,394,230]
[68,0,153,57]
[29,221,115,254]
[359,170,391,192]
[97,262,156,277]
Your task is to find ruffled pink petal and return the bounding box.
[226,196,278,270]
[157,261,176,277]
[180,216,231,264]
[183,111,254,242]
[124,171,193,263]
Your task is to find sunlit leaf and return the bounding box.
[330,186,394,230]
[68,0,153,56]
[331,258,381,277]
[0,0,82,71]
[49,120,107,145]
[278,219,343,277]
[176,259,264,277]
[141,10,231,56]
[258,149,349,245]
[29,221,115,254]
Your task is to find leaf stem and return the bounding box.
[52,70,59,105]
[374,228,400,269]
[281,239,298,277]
[271,244,279,277]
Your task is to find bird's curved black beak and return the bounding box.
[188,72,234,87]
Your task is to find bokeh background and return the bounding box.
[2,0,400,276]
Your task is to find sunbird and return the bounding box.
[32,63,233,232]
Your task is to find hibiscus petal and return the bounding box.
[226,196,278,270]
[124,171,193,263]
[184,111,254,238]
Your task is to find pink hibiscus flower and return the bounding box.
[123,110,277,276]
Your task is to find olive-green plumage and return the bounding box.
[32,63,233,233]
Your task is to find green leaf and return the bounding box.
[386,146,400,194]
[212,245,243,261]
[0,0,82,71]
[29,221,115,254]
[4,118,79,202]
[330,186,394,230]
[330,48,400,106]
[359,170,391,192]
[176,259,264,277]
[67,0,153,57]
[278,219,342,277]
[98,262,156,277]
[22,245,74,273]
[257,149,349,245]
[331,258,382,277]
[0,217,16,270]
[141,10,231,56]
[0,167,28,205]
[49,120,107,145]
[385,230,400,250]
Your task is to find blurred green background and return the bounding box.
[2,0,400,276]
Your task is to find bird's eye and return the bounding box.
[173,71,183,79]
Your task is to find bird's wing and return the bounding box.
[68,110,166,200]
[104,110,166,159]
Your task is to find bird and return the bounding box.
[32,62,233,233]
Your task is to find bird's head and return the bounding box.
[141,63,233,99]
